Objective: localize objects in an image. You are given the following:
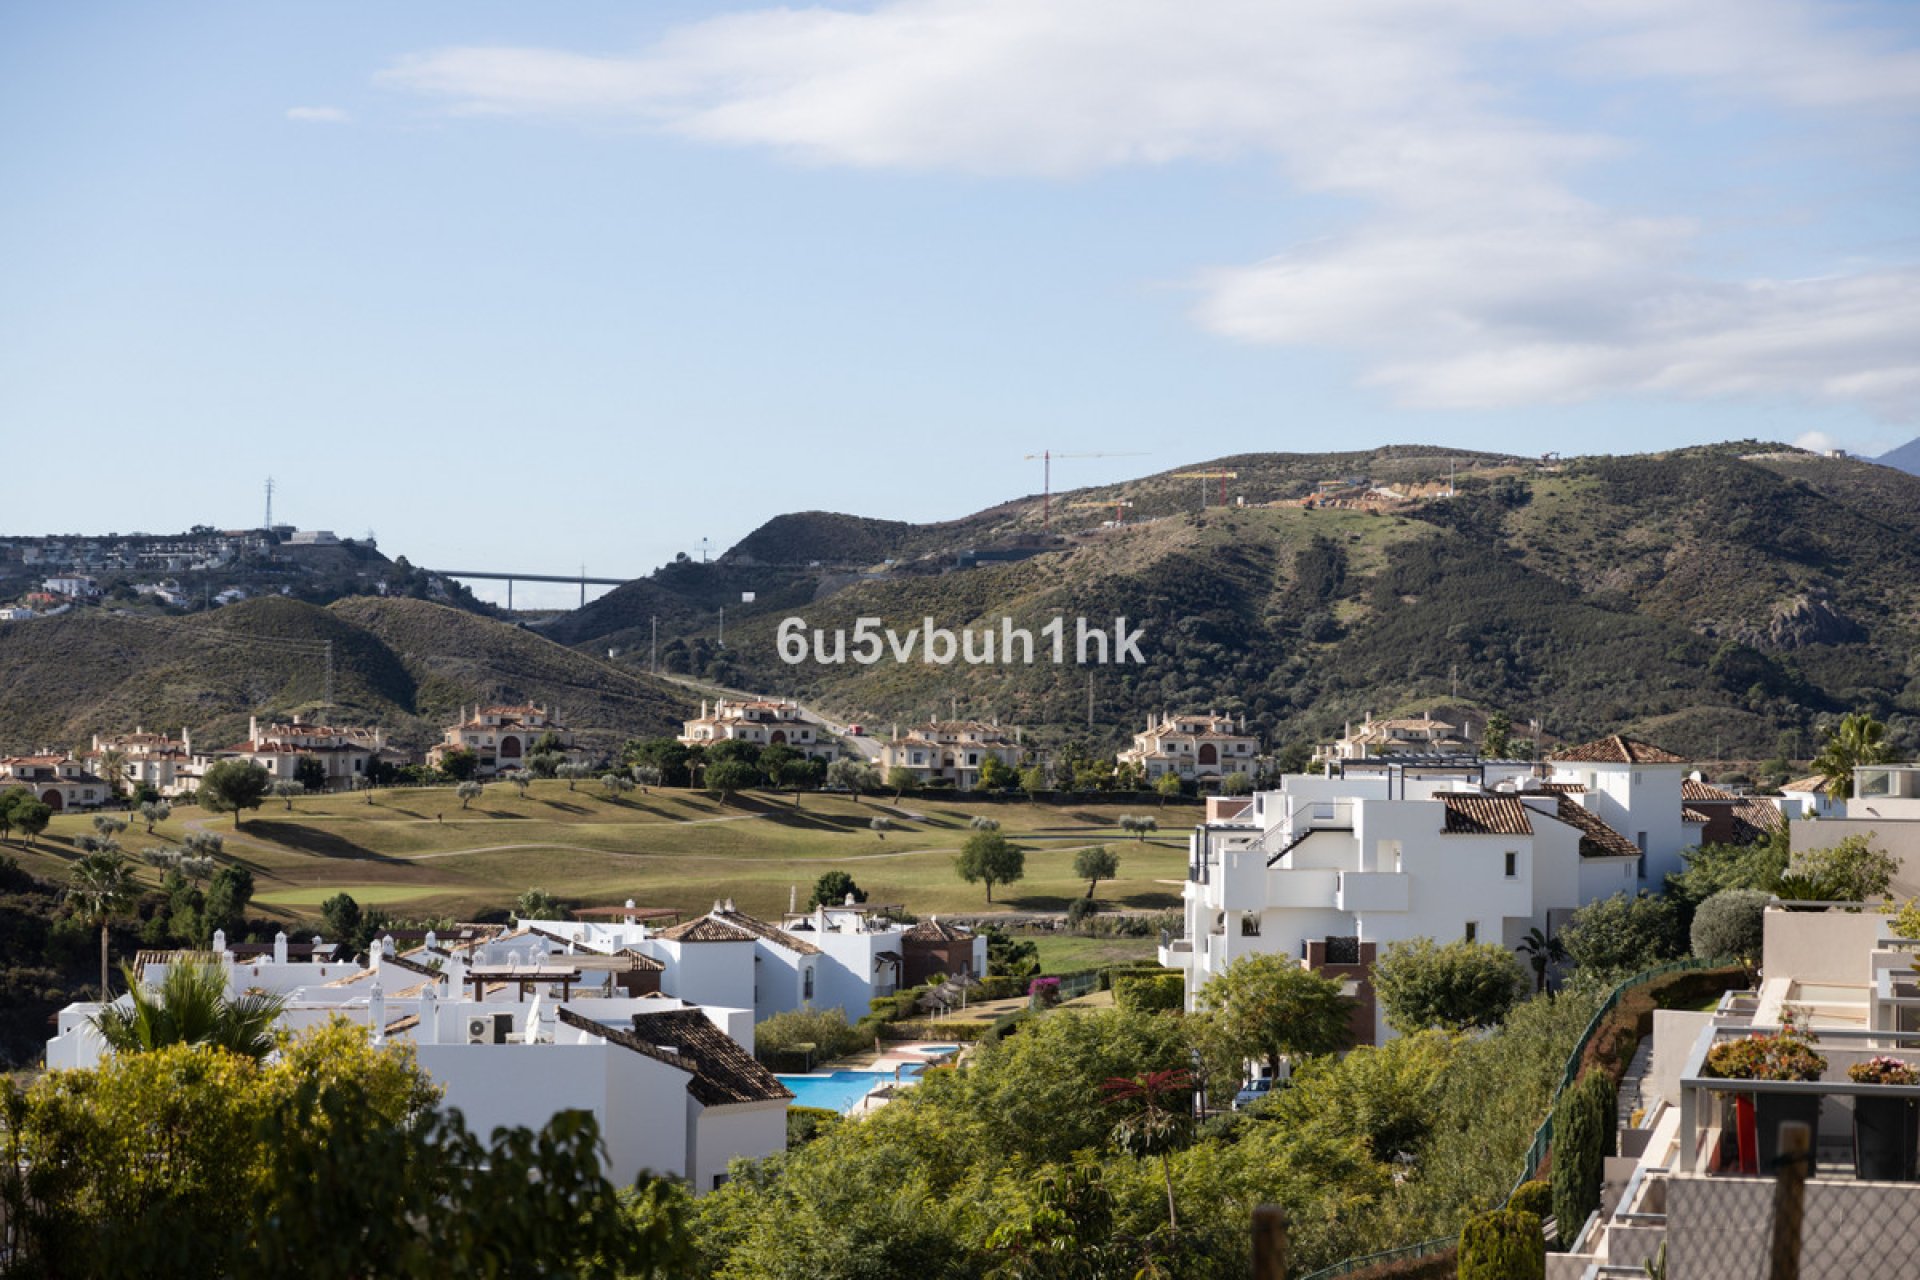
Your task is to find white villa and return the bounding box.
[1117,711,1260,783]
[875,719,1025,791]
[211,716,397,792]
[1314,712,1475,764]
[1544,734,1698,885]
[1161,740,1715,1045]
[83,728,201,798]
[426,703,592,778]
[679,699,835,761]
[0,754,112,811]
[46,932,789,1194]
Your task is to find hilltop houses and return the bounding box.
[83,728,200,798]
[0,754,111,811]
[212,716,398,792]
[679,698,835,761]
[876,719,1024,790]
[1314,711,1475,763]
[426,703,591,777]
[1117,711,1260,783]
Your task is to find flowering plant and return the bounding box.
[1029,977,1062,1007]
[1704,1029,1827,1082]
[1847,1056,1920,1086]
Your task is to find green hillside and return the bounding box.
[0,596,692,755]
[552,443,1920,760]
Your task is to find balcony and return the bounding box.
[1265,868,1339,909]
[1336,870,1408,913]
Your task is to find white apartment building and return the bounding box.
[208,716,395,791]
[1117,711,1260,782]
[1314,712,1476,764]
[46,935,788,1194]
[0,754,111,811]
[427,703,593,778]
[1545,735,1700,885]
[876,719,1024,791]
[1162,759,1643,1044]
[679,699,835,761]
[84,728,201,798]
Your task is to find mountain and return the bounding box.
[548,443,1920,761]
[1877,437,1920,477]
[0,596,692,755]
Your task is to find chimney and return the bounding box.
[368,982,386,1046]
[419,985,439,1045]
[248,715,258,745]
[273,931,287,964]
[624,897,637,926]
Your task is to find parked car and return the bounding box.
[1232,1077,1276,1110]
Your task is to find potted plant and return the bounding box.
[1705,1020,1827,1174]
[1847,1056,1920,1181]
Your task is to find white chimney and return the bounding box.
[212,928,227,956]
[273,931,287,964]
[419,985,439,1045]
[368,982,386,1045]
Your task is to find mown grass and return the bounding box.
[16,781,1197,927]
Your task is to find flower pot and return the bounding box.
[1755,1093,1822,1173]
[1853,1094,1920,1181]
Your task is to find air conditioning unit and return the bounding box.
[466,1016,491,1044]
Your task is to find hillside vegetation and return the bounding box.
[553,444,1920,759]
[0,596,691,755]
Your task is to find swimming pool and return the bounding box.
[780,1064,926,1113]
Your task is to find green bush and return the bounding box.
[1112,972,1184,1014]
[1508,1179,1552,1223]
[753,1006,868,1069]
[1550,1072,1615,1240]
[1458,1209,1544,1280]
[876,1020,995,1042]
[785,1106,840,1148]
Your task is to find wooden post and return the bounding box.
[1252,1204,1288,1280]
[1766,1119,1811,1280]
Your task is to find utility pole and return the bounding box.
[650,616,658,675]
[718,606,725,648]
[324,640,334,713]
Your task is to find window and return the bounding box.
[803,967,815,999]
[1464,922,1478,943]
[1504,851,1517,878]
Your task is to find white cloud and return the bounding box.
[378,0,1920,419]
[1792,431,1839,452]
[286,106,350,124]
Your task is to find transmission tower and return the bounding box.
[264,476,275,529]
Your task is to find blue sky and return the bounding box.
[3,1,1917,606]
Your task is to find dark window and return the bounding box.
[1325,935,1360,965]
[1504,851,1517,878]
[1464,922,1478,943]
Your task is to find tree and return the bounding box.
[1458,1208,1545,1280]
[1786,833,1898,902]
[825,758,875,799]
[1019,764,1048,796]
[1561,891,1685,978]
[1102,1069,1193,1231]
[869,815,892,840]
[1812,711,1894,801]
[92,959,287,1061]
[138,799,171,833]
[600,772,636,800]
[885,765,917,799]
[977,755,1016,792]
[1482,710,1513,759]
[1515,926,1567,994]
[322,893,364,948]
[807,870,867,909]
[1219,770,1253,796]
[505,768,532,799]
[1690,889,1770,972]
[97,747,129,799]
[455,780,483,809]
[439,747,480,781]
[270,779,302,810]
[66,845,139,1000]
[1154,772,1183,805]
[93,814,128,840]
[632,763,663,793]
[11,796,51,846]
[1194,953,1354,1080]
[515,887,567,921]
[555,761,588,790]
[526,751,562,780]
[294,755,329,793]
[969,815,1000,832]
[1117,813,1158,841]
[1373,937,1528,1033]
[1671,833,1789,907]
[200,759,271,827]
[705,760,759,799]
[0,789,19,842]
[1073,845,1120,900]
[778,760,816,794]
[954,831,1025,903]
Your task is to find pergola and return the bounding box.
[468,963,583,1002]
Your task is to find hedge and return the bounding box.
[1550,1071,1615,1242]
[1113,972,1185,1013]
[1458,1209,1544,1280]
[875,1020,996,1042]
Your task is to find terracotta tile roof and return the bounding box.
[659,916,757,944]
[713,909,822,955]
[1682,806,1713,825]
[1780,775,1828,794]
[615,947,667,971]
[556,1007,792,1106]
[1549,796,1642,859]
[903,918,973,943]
[1732,799,1787,840]
[1439,794,1534,836]
[1682,778,1740,803]
[1552,735,1687,765]
[1537,781,1588,793]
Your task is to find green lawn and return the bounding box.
[19,781,1197,928]
[1030,933,1164,973]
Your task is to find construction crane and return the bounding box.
[1023,451,1148,531]
[1171,469,1239,508]
[1066,497,1135,526]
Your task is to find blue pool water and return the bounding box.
[780,1064,927,1113]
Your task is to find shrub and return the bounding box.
[1458,1209,1545,1280]
[1030,977,1062,1008]
[1848,1056,1920,1085]
[753,1006,868,1069]
[1550,1072,1614,1239]
[1508,1179,1552,1223]
[1112,972,1185,1014]
[1064,897,1097,927]
[1374,937,1528,1032]
[1689,889,1770,969]
[785,1106,840,1148]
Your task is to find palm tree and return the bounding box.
[91,959,286,1061]
[66,846,140,1001]
[1516,926,1567,994]
[1102,1069,1193,1230]
[1813,712,1895,801]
